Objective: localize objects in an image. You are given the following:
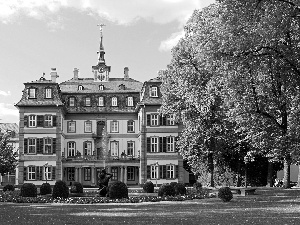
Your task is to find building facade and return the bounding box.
[15,28,184,187]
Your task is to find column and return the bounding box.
[120,166,124,182]
[91,166,95,186]
[74,167,78,182]
[124,166,127,184]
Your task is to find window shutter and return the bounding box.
[52,166,56,180]
[163,165,167,179]
[52,138,56,154]
[24,115,28,127]
[175,165,179,178]
[147,115,150,126]
[83,142,86,155]
[163,137,167,152]
[53,115,57,127]
[159,165,163,179]
[147,137,151,152]
[37,138,43,154]
[23,167,27,181]
[159,137,163,152]
[37,115,44,127]
[147,166,150,179]
[36,166,41,180]
[24,138,28,154]
[175,136,179,152]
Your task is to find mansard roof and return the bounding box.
[59,77,143,94]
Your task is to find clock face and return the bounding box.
[98,67,104,73]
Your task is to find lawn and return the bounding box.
[0,188,300,225]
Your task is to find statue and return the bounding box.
[98,169,113,197]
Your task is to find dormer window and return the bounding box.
[78,85,84,91]
[112,97,118,106]
[150,86,158,97]
[119,84,126,90]
[99,85,104,90]
[127,96,133,106]
[28,88,36,99]
[45,88,52,99]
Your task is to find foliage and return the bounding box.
[3,184,15,192]
[158,183,176,197]
[40,183,52,195]
[143,181,154,193]
[174,183,186,195]
[20,183,37,197]
[70,182,83,193]
[52,180,69,199]
[218,187,233,202]
[193,181,202,191]
[108,181,128,199]
[0,133,18,176]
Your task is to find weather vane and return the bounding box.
[97,23,106,33]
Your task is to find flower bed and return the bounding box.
[0,189,211,204]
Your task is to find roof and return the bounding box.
[0,123,19,137]
[59,77,143,93]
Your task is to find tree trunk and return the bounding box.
[283,157,291,189]
[208,152,214,187]
[236,161,241,187]
[266,161,274,187]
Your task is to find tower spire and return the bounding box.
[97,24,106,64]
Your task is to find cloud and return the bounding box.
[0,103,19,118]
[159,30,184,52]
[0,90,11,96]
[0,0,215,25]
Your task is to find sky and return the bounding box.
[0,0,215,124]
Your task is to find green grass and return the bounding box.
[0,188,300,224]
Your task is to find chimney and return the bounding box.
[50,68,59,82]
[124,67,129,80]
[73,68,79,80]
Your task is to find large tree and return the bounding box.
[0,133,18,176]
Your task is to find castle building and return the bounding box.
[15,26,184,187]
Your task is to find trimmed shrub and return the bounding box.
[20,183,37,197]
[108,181,128,199]
[143,181,154,193]
[70,182,83,193]
[174,183,186,195]
[218,187,233,202]
[52,180,69,199]
[40,183,52,195]
[3,184,15,192]
[158,183,175,197]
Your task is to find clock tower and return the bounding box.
[92,24,111,82]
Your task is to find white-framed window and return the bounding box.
[84,121,92,133]
[111,167,118,181]
[127,167,135,181]
[68,142,76,157]
[112,97,118,106]
[150,86,158,97]
[166,115,175,126]
[127,141,134,156]
[98,96,104,106]
[167,136,175,152]
[151,164,158,179]
[167,164,175,179]
[85,97,91,106]
[28,138,36,154]
[151,137,158,152]
[44,137,52,154]
[28,88,36,98]
[127,96,133,106]
[44,115,53,127]
[78,85,83,90]
[67,167,75,181]
[69,97,75,107]
[151,114,159,126]
[84,141,92,155]
[127,120,134,133]
[28,166,36,180]
[84,167,91,181]
[45,88,52,98]
[44,166,52,180]
[99,85,104,90]
[110,141,119,157]
[111,121,119,133]
[28,115,36,127]
[68,121,76,133]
